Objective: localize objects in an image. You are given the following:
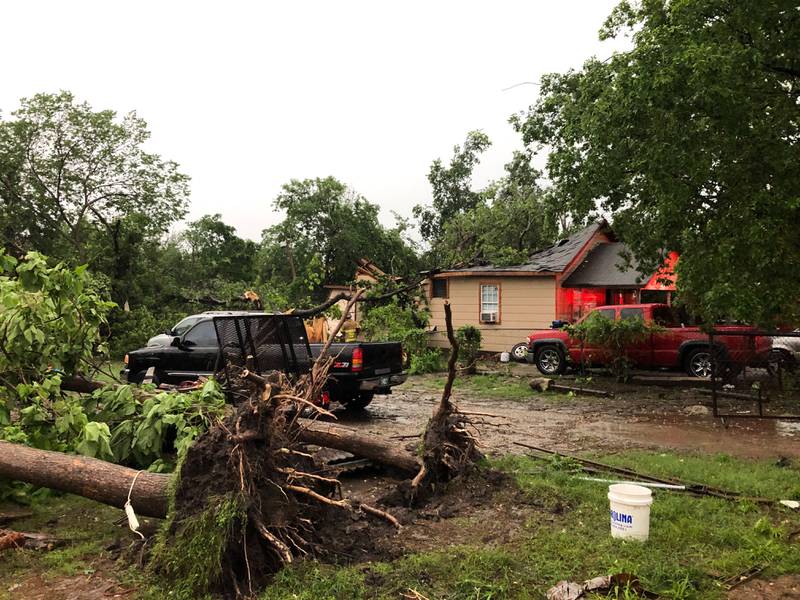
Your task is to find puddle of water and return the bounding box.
[580,416,800,459]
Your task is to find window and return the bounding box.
[172,316,202,336]
[595,308,616,321]
[432,279,448,299]
[620,308,644,321]
[479,284,500,323]
[652,306,679,327]
[183,321,217,346]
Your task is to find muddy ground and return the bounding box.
[2,365,798,599]
[328,364,800,460]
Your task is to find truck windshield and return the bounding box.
[172,316,202,336]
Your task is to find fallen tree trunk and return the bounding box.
[299,423,420,473]
[0,422,420,518]
[0,441,169,518]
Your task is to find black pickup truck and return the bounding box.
[123,312,406,409]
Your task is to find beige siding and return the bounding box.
[427,276,556,352]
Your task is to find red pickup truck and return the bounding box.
[526,303,770,378]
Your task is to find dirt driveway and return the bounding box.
[330,365,800,460]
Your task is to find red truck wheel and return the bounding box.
[535,345,566,375]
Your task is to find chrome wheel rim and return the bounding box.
[690,352,713,378]
[513,345,528,359]
[538,349,561,374]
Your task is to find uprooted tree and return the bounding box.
[0,251,485,596]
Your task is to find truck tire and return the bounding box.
[127,370,146,384]
[535,345,566,375]
[684,347,714,378]
[344,392,374,411]
[510,342,529,363]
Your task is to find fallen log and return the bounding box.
[529,378,614,398]
[299,423,420,473]
[0,422,420,519]
[0,441,169,518]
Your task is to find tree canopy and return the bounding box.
[413,130,492,245]
[0,91,190,305]
[258,176,419,304]
[514,0,800,325]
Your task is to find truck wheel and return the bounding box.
[767,349,796,375]
[510,343,529,363]
[535,345,566,375]
[127,370,146,384]
[685,348,713,378]
[345,392,374,411]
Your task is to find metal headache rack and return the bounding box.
[212,314,312,390]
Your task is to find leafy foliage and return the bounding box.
[413,131,491,246]
[515,0,800,325]
[0,251,114,392]
[455,325,482,374]
[0,91,190,303]
[259,177,419,305]
[1,379,226,472]
[566,311,661,380]
[360,297,433,372]
[437,152,564,268]
[408,350,446,375]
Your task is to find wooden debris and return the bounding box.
[529,378,614,398]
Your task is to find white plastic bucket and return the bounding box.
[608,483,653,541]
[499,352,511,363]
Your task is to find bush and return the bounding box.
[566,311,661,381]
[408,350,445,375]
[455,325,482,374]
[360,301,431,361]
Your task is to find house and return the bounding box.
[425,220,677,352]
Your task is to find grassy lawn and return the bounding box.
[2,452,798,599]
[260,453,800,600]
[0,495,125,599]
[417,373,535,401]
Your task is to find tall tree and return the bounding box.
[258,177,418,304]
[181,214,257,284]
[438,152,563,267]
[413,131,491,245]
[0,91,190,302]
[515,0,800,325]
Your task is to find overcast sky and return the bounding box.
[1,1,628,241]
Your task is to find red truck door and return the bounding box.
[570,307,616,367]
[650,305,691,368]
[619,307,653,368]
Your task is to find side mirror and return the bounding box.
[170,336,183,348]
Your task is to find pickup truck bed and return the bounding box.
[310,342,406,409]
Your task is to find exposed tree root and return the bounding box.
[150,358,400,597]
[402,302,482,505]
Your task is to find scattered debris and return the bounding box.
[780,500,799,509]
[546,572,656,600]
[720,565,766,590]
[0,529,60,551]
[529,378,614,398]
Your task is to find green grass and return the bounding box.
[0,494,123,592]
[257,452,800,600]
[418,373,535,400]
[4,452,799,599]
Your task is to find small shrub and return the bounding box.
[409,350,445,375]
[455,325,482,374]
[566,311,661,381]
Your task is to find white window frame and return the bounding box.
[479,283,500,324]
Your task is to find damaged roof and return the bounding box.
[561,242,650,288]
[438,221,606,275]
